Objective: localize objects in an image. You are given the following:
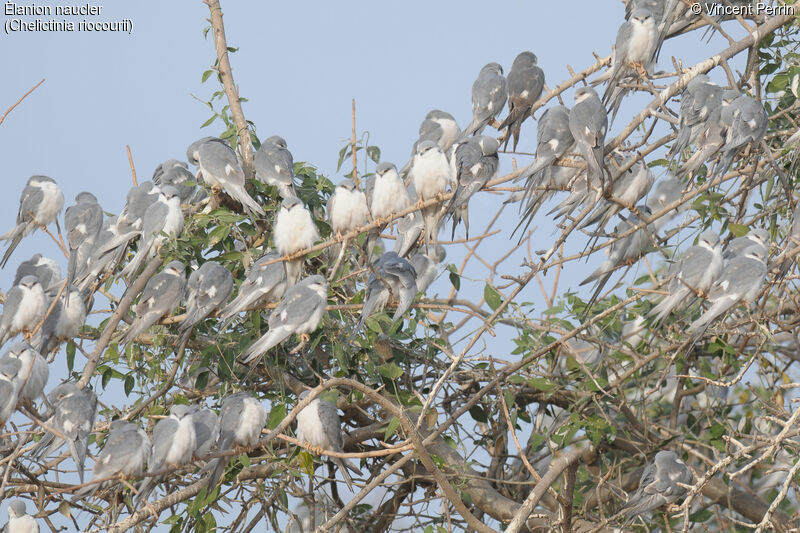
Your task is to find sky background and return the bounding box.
[0,1,750,529]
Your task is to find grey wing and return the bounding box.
[200,142,244,186]
[141,201,169,238]
[268,286,319,329]
[18,185,45,224]
[364,175,376,210]
[316,399,344,452]
[149,418,179,471]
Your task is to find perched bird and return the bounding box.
[400,110,461,178]
[327,179,369,261]
[31,382,96,483]
[255,135,297,199]
[218,250,287,327]
[410,141,451,249]
[365,162,410,257]
[688,245,767,333]
[205,392,266,489]
[723,228,769,261]
[497,51,545,151]
[0,358,20,427]
[602,8,659,122]
[677,89,741,178]
[152,159,198,203]
[580,157,655,233]
[392,210,425,258]
[190,408,219,458]
[409,246,445,293]
[64,192,103,290]
[446,135,500,238]
[118,181,161,234]
[0,276,47,346]
[569,87,608,192]
[35,286,88,355]
[120,186,184,281]
[73,420,151,500]
[178,261,234,339]
[13,254,61,295]
[715,94,768,178]
[4,500,38,533]
[648,230,722,325]
[240,275,327,363]
[274,196,319,286]
[462,63,507,138]
[1,342,48,403]
[118,261,186,348]
[620,450,692,518]
[187,137,265,217]
[136,404,197,506]
[0,176,64,269]
[296,390,361,491]
[645,174,684,231]
[667,75,723,159]
[351,252,418,339]
[75,216,139,290]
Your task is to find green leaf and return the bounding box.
[690,509,713,523]
[239,453,251,468]
[484,283,503,311]
[366,146,381,163]
[378,362,404,380]
[449,271,460,291]
[267,403,286,430]
[469,405,488,423]
[101,367,113,389]
[124,375,135,397]
[384,416,401,440]
[201,69,213,82]
[728,223,749,237]
[200,114,218,128]
[207,224,231,247]
[527,377,556,392]
[66,341,76,372]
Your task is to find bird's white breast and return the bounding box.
[412,153,451,201]
[164,416,197,465]
[330,188,369,233]
[275,206,318,255]
[371,174,409,218]
[296,400,330,448]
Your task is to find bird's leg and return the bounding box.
[289,334,310,355]
[305,443,326,456]
[335,231,344,243]
[629,61,648,79]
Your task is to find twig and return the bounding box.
[126,145,138,187]
[0,79,44,127]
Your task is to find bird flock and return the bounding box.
[0,0,788,528]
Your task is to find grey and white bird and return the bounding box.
[409,246,445,294]
[120,185,184,281]
[446,135,500,238]
[178,261,234,338]
[187,137,265,217]
[497,51,545,151]
[723,228,769,261]
[688,245,767,333]
[392,210,424,258]
[569,87,608,192]
[667,75,723,159]
[580,157,655,233]
[35,286,88,355]
[648,230,722,325]
[218,250,287,327]
[205,392,266,489]
[274,196,319,286]
[0,275,47,346]
[1,342,48,403]
[119,261,186,348]
[73,420,151,500]
[64,192,103,290]
[677,89,741,178]
[366,162,411,257]
[410,141,451,249]
[152,159,198,203]
[462,63,507,138]
[0,358,20,427]
[715,94,768,178]
[240,275,327,363]
[118,181,161,234]
[620,450,692,518]
[0,176,64,268]
[645,174,685,231]
[136,404,197,506]
[400,110,461,179]
[296,390,361,491]
[4,500,38,533]
[255,135,297,199]
[602,9,658,123]
[75,216,139,290]
[351,251,418,339]
[32,382,96,483]
[13,254,61,295]
[190,408,219,458]
[327,179,369,262]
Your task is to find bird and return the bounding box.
[190,408,219,458]
[580,157,655,233]
[0,275,47,346]
[648,230,722,325]
[569,86,608,193]
[667,75,723,160]
[178,261,234,339]
[722,228,769,261]
[351,251,418,340]
[677,89,741,178]
[72,420,151,500]
[409,246,445,294]
[688,245,767,333]
[409,141,451,250]
[35,286,88,355]
[365,162,411,257]
[601,8,659,123]
[13,254,61,295]
[1,342,48,403]
[117,181,161,234]
[205,392,266,489]
[187,137,265,217]
[0,358,20,427]
[462,62,507,138]
[218,250,287,327]
[619,450,692,519]
[74,216,139,290]
[645,174,685,231]
[255,135,297,199]
[31,382,96,483]
[152,159,199,203]
[64,192,103,290]
[4,500,38,533]
[273,196,319,286]
[120,185,184,281]
[715,94,768,178]
[136,404,197,506]
[240,275,327,363]
[327,179,370,262]
[393,209,424,258]
[446,135,500,238]
[296,390,361,491]
[497,51,545,151]
[118,260,186,348]
[0,176,64,269]
[399,110,461,179]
